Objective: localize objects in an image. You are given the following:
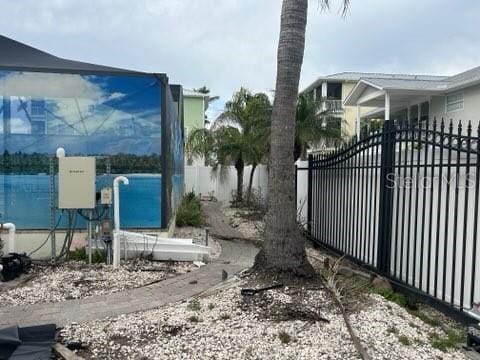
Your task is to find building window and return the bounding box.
[326,83,342,100]
[420,101,429,122]
[446,93,464,113]
[31,99,46,116]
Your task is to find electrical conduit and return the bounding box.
[113,176,129,268]
[1,223,16,254]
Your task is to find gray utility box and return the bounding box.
[58,157,96,209]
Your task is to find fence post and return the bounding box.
[377,120,396,274]
[307,154,313,235]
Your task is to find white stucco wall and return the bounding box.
[430,84,480,129]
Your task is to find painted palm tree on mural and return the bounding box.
[186,88,271,203]
[254,0,349,276]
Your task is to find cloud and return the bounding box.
[107,92,125,100]
[0,71,159,138]
[0,72,103,99]
[0,0,479,108]
[9,117,31,134]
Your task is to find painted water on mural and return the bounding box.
[0,174,162,229]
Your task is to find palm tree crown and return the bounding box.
[295,93,343,160]
[187,88,271,202]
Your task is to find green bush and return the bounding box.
[176,192,205,227]
[68,247,106,263]
[375,288,407,308]
[430,329,466,352]
[398,335,411,346]
[187,298,201,311]
[278,331,292,344]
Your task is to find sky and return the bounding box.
[1,0,480,120]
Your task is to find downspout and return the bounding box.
[1,222,16,254]
[113,176,129,268]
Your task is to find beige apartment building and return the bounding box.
[304,66,480,149]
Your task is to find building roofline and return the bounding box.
[302,71,449,94]
[0,34,155,76]
[183,89,211,98]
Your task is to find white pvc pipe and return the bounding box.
[1,223,16,254]
[113,176,129,268]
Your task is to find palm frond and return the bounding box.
[185,128,215,160]
[318,0,350,17]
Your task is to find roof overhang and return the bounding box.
[344,79,444,108]
[301,76,357,94]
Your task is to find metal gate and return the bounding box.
[307,118,480,322]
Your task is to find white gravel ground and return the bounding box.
[221,205,264,240]
[0,260,195,307]
[60,284,466,360]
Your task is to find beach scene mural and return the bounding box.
[0,70,166,228]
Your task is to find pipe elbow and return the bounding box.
[2,223,15,232]
[2,222,16,254]
[113,176,129,187]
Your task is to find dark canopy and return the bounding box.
[0,34,143,75]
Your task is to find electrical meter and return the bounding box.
[101,187,113,205]
[100,218,113,243]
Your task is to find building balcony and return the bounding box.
[322,99,343,113]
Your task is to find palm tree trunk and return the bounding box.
[235,157,244,203]
[246,163,257,204]
[254,0,314,276]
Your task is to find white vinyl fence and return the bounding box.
[296,160,309,226]
[185,165,268,203]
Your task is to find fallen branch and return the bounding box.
[209,233,252,242]
[307,253,325,263]
[0,274,36,292]
[135,277,168,288]
[241,283,283,296]
[323,257,371,360]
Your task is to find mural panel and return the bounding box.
[0,70,163,229]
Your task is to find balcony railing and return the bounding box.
[309,138,344,153]
[322,99,343,113]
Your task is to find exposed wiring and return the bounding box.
[57,211,73,260]
[57,210,78,260]
[76,207,108,222]
[28,213,64,257]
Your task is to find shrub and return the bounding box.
[187,298,201,311]
[176,192,204,227]
[278,331,292,344]
[188,315,200,323]
[430,330,466,352]
[219,313,231,320]
[398,335,411,346]
[231,187,266,213]
[68,247,106,263]
[375,288,407,308]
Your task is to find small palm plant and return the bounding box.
[187,88,271,203]
[295,93,343,161]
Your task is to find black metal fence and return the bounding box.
[306,118,480,322]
